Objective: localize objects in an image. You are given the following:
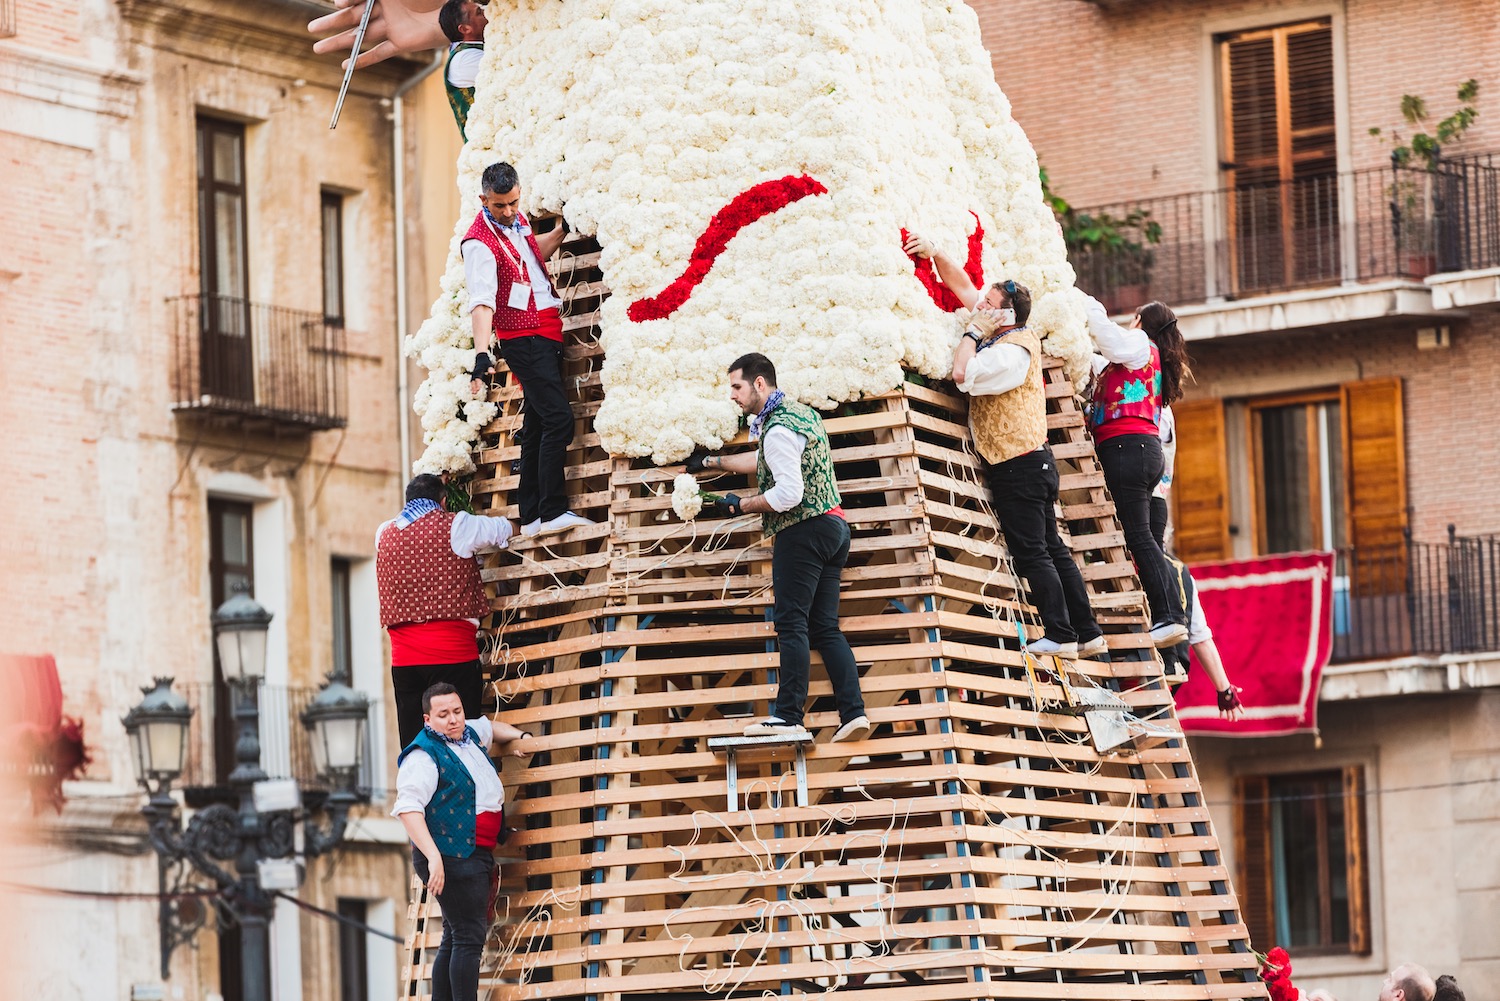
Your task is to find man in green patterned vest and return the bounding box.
[438,0,486,139]
[685,353,870,743]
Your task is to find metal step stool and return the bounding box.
[707,732,813,811]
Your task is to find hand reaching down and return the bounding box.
[309,0,447,70]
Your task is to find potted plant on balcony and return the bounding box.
[1368,79,1480,278]
[1042,168,1163,313]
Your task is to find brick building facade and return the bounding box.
[974,0,1500,995]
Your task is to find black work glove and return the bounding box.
[470,351,494,384]
[711,493,743,517]
[684,451,713,474]
[1217,687,1244,713]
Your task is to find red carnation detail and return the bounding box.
[1259,947,1298,1001]
[627,174,829,322]
[902,210,985,312]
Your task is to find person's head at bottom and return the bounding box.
[422,682,467,740]
[728,352,777,416]
[1381,963,1436,1001]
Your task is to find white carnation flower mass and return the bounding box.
[671,473,706,521]
[407,0,1092,473]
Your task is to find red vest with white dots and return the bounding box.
[462,211,561,338]
[375,511,490,628]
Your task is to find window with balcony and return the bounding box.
[1251,395,1344,556]
[322,190,346,327]
[172,118,349,430]
[1234,767,1370,957]
[208,497,255,788]
[1218,18,1339,294]
[197,116,252,402]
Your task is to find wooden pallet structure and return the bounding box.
[400,232,1267,1000]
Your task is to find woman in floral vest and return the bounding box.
[1082,295,1192,648]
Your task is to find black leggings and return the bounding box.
[1096,434,1186,627]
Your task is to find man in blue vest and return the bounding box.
[392,683,531,1001]
[684,353,869,743]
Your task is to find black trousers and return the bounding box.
[1150,494,1170,551]
[985,446,1101,645]
[391,660,484,749]
[413,848,495,1001]
[1096,434,1186,626]
[770,514,866,727]
[498,335,574,524]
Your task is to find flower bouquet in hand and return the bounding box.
[672,473,722,521]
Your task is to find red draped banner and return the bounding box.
[1173,551,1334,736]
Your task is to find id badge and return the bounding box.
[507,282,532,310]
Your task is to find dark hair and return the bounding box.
[991,279,1032,327]
[405,473,445,504]
[481,162,520,196]
[728,352,777,388]
[421,682,460,715]
[1434,975,1465,1001]
[438,0,473,43]
[1135,300,1190,405]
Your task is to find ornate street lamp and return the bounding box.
[128,591,372,997]
[122,677,192,797]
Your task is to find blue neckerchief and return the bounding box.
[424,723,471,747]
[977,324,1028,353]
[396,497,441,528]
[749,389,786,440]
[482,206,525,234]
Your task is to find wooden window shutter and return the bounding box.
[1234,775,1276,951]
[1341,378,1407,594]
[1219,20,1337,291]
[1170,399,1231,563]
[1342,765,1372,954]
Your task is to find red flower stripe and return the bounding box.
[902,210,985,313]
[626,174,829,322]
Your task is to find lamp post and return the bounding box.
[123,589,371,998]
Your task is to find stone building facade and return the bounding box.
[975,0,1500,996]
[0,1,454,998]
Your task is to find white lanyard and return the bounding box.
[483,213,531,282]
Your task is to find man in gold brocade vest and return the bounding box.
[905,233,1104,659]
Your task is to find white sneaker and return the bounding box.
[1077,635,1109,659]
[1149,621,1189,648]
[535,511,595,536]
[1025,637,1078,657]
[743,717,810,739]
[832,715,871,743]
[522,519,541,537]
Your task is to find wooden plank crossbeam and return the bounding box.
[398,234,1266,1000]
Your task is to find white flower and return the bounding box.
[671,473,706,521]
[406,0,1094,474]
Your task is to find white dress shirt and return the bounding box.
[463,217,563,315]
[391,716,504,816]
[374,510,513,559]
[1188,586,1212,646]
[1083,294,1153,372]
[760,425,808,513]
[958,339,1032,397]
[446,44,482,89]
[1155,405,1176,499]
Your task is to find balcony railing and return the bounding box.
[169,294,349,430]
[1069,153,1500,312]
[1331,529,1500,664]
[177,682,378,801]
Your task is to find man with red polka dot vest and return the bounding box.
[377,474,514,747]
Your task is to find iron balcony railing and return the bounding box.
[177,682,380,802]
[1069,153,1500,313]
[169,294,349,430]
[1331,529,1500,664]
